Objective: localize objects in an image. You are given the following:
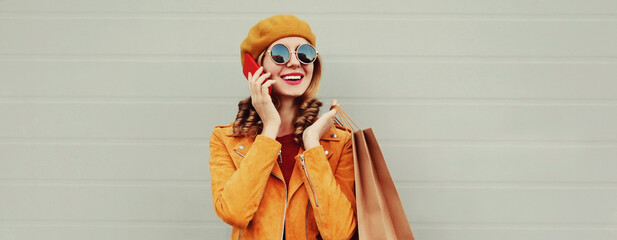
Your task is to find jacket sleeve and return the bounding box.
[209,128,281,229]
[296,131,357,240]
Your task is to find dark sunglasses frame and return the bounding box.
[265,44,318,65]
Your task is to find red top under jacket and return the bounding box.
[275,134,300,184]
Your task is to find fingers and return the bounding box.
[313,108,336,127]
[248,72,258,98]
[255,72,272,95]
[315,108,337,133]
[303,102,339,146]
[325,99,339,120]
[324,108,337,120]
[250,67,269,85]
[249,66,264,81]
[329,99,339,110]
[256,72,271,89]
[248,67,272,97]
[261,79,276,95]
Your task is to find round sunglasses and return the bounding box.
[266,44,318,65]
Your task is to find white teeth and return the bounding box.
[283,75,302,80]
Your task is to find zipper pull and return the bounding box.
[299,154,305,168]
[278,150,282,164]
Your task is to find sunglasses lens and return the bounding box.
[297,44,317,64]
[270,44,289,64]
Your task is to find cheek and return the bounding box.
[264,66,282,79]
[304,65,314,79]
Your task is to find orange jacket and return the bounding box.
[209,123,357,239]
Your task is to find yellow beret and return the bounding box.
[240,15,316,65]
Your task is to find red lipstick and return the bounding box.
[280,72,304,85]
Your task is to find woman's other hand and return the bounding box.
[248,67,280,138]
[303,99,338,150]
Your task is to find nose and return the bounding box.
[286,52,301,68]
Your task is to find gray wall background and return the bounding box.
[1,0,616,239]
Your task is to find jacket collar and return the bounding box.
[230,125,340,157]
[229,125,340,200]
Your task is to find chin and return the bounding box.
[274,91,305,98]
[273,85,310,98]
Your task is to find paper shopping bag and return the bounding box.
[334,106,415,240]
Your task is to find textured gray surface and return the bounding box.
[1,1,616,239]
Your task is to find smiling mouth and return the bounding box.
[281,74,304,85]
[282,75,303,81]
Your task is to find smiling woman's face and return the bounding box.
[262,37,314,98]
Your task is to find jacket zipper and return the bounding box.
[299,154,320,207]
[305,204,310,240]
[271,173,288,240]
[234,150,245,157]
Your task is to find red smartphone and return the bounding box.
[243,53,272,94]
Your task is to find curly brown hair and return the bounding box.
[232,95,322,146]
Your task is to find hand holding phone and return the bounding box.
[243,53,272,94]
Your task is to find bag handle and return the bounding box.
[333,105,360,133]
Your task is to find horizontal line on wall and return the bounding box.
[0,138,615,146]
[339,97,617,106]
[0,138,211,145]
[0,97,246,104]
[0,179,210,186]
[1,97,617,105]
[0,54,241,63]
[2,54,617,64]
[1,179,615,189]
[0,219,226,228]
[0,219,614,230]
[1,12,617,21]
[376,139,617,148]
[394,181,617,190]
[411,222,617,230]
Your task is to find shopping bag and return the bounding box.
[334,106,415,240]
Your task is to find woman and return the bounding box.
[209,15,357,239]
